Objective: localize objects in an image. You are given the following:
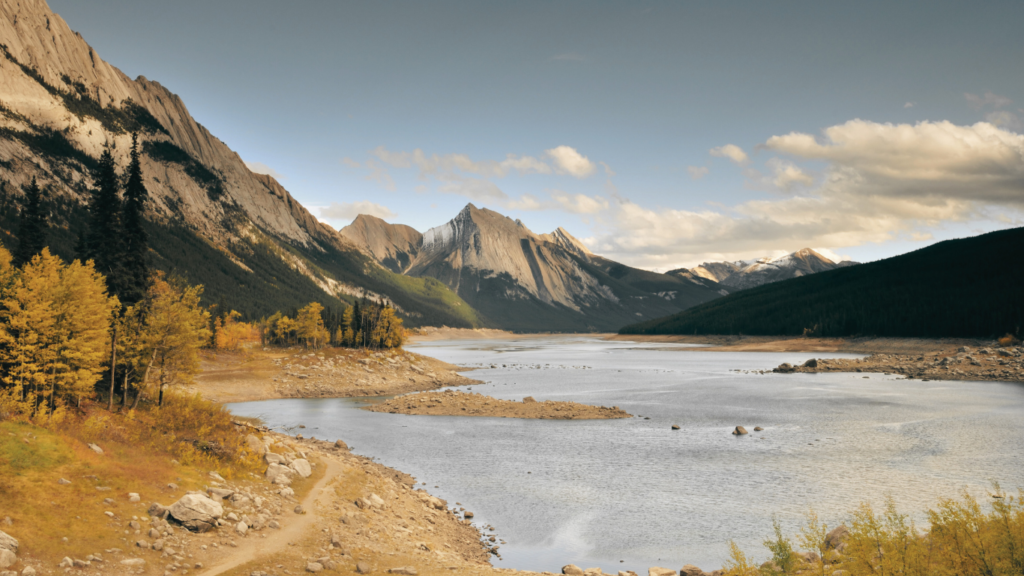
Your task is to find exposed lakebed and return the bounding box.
[227,336,1024,574]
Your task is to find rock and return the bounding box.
[387,568,416,575]
[356,562,372,574]
[72,559,90,568]
[583,569,603,576]
[167,483,178,490]
[265,464,294,484]
[334,439,348,450]
[148,503,170,519]
[562,566,584,575]
[306,563,323,573]
[58,558,72,569]
[208,488,234,499]
[0,550,15,570]
[57,478,71,485]
[0,531,18,554]
[120,559,146,567]
[135,540,148,549]
[21,567,35,576]
[754,427,763,431]
[648,569,676,576]
[289,459,312,478]
[235,522,248,536]
[825,525,850,552]
[774,363,795,373]
[680,565,706,576]
[128,492,141,503]
[268,520,280,529]
[522,396,536,403]
[245,435,266,456]
[802,358,818,368]
[671,425,680,430]
[88,443,104,455]
[463,511,474,519]
[264,453,286,465]
[732,426,748,435]
[294,506,304,514]
[152,540,164,551]
[800,551,821,565]
[208,471,225,483]
[168,494,224,533]
[368,493,386,508]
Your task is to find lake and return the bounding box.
[227,336,1024,573]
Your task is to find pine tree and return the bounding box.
[86,147,125,299]
[120,134,150,307]
[13,177,47,267]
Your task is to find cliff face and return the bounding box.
[340,214,422,274]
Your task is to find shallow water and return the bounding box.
[228,336,1024,573]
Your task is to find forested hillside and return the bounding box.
[620,227,1024,339]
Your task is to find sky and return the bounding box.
[48,0,1024,270]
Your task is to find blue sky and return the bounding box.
[49,0,1024,269]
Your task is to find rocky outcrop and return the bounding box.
[168,493,224,532]
[340,214,423,273]
[674,248,858,292]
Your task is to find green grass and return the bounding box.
[0,421,73,473]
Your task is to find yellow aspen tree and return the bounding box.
[340,306,355,347]
[2,249,59,413]
[295,302,329,349]
[143,276,211,407]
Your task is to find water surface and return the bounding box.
[228,336,1024,573]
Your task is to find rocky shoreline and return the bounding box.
[772,345,1024,382]
[363,390,633,419]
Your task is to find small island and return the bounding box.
[364,390,633,419]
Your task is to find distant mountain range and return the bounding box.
[341,205,724,331]
[621,227,1024,339]
[671,248,858,291]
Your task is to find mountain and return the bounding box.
[621,227,1024,339]
[341,204,725,332]
[0,0,482,327]
[670,248,858,291]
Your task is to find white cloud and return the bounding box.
[320,201,396,221]
[767,158,813,190]
[341,157,361,168]
[436,174,508,201]
[709,144,749,165]
[551,191,609,214]
[245,161,285,180]
[966,92,1012,110]
[904,102,916,108]
[371,146,551,179]
[600,161,616,177]
[364,159,395,191]
[687,166,709,180]
[586,119,1024,269]
[984,110,1024,132]
[545,146,597,178]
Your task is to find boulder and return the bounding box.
[128,492,141,503]
[334,439,348,450]
[265,464,294,484]
[57,478,71,485]
[0,531,17,554]
[522,397,537,403]
[825,525,850,552]
[463,511,474,519]
[562,566,584,575]
[58,558,73,569]
[356,562,372,574]
[680,565,705,576]
[21,567,35,576]
[168,493,224,533]
[265,453,286,465]
[368,493,386,508]
[649,569,676,576]
[87,443,104,455]
[208,488,234,500]
[732,426,748,435]
[208,471,226,483]
[753,427,764,431]
[774,363,795,373]
[802,358,818,368]
[148,503,170,519]
[245,435,266,456]
[306,563,323,573]
[290,459,312,478]
[671,425,680,430]
[0,550,15,569]
[583,569,603,576]
[235,522,248,536]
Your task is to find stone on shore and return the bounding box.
[245,434,266,455]
[732,426,748,435]
[825,525,850,552]
[168,493,223,532]
[208,488,234,499]
[334,439,348,450]
[671,425,680,430]
[562,565,584,575]
[290,459,312,478]
[306,563,323,573]
[773,363,795,373]
[356,562,372,574]
[265,463,293,483]
[680,565,706,576]
[802,358,818,368]
[649,568,676,576]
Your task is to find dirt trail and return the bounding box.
[195,458,342,576]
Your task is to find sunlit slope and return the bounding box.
[620,227,1024,338]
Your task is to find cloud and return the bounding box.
[904,102,916,108]
[340,157,361,168]
[600,161,616,177]
[320,201,396,221]
[984,110,1024,132]
[436,174,508,201]
[687,166,709,180]
[966,92,1012,110]
[586,119,1024,269]
[710,144,749,165]
[545,146,597,178]
[551,191,609,214]
[364,159,395,191]
[767,159,813,190]
[244,161,285,180]
[371,146,551,179]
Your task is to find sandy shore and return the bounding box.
[191,347,479,404]
[364,390,633,419]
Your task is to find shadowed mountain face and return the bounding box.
[341,204,724,332]
[671,248,858,291]
[0,0,483,327]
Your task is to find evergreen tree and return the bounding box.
[13,177,46,267]
[86,147,125,299]
[120,133,150,307]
